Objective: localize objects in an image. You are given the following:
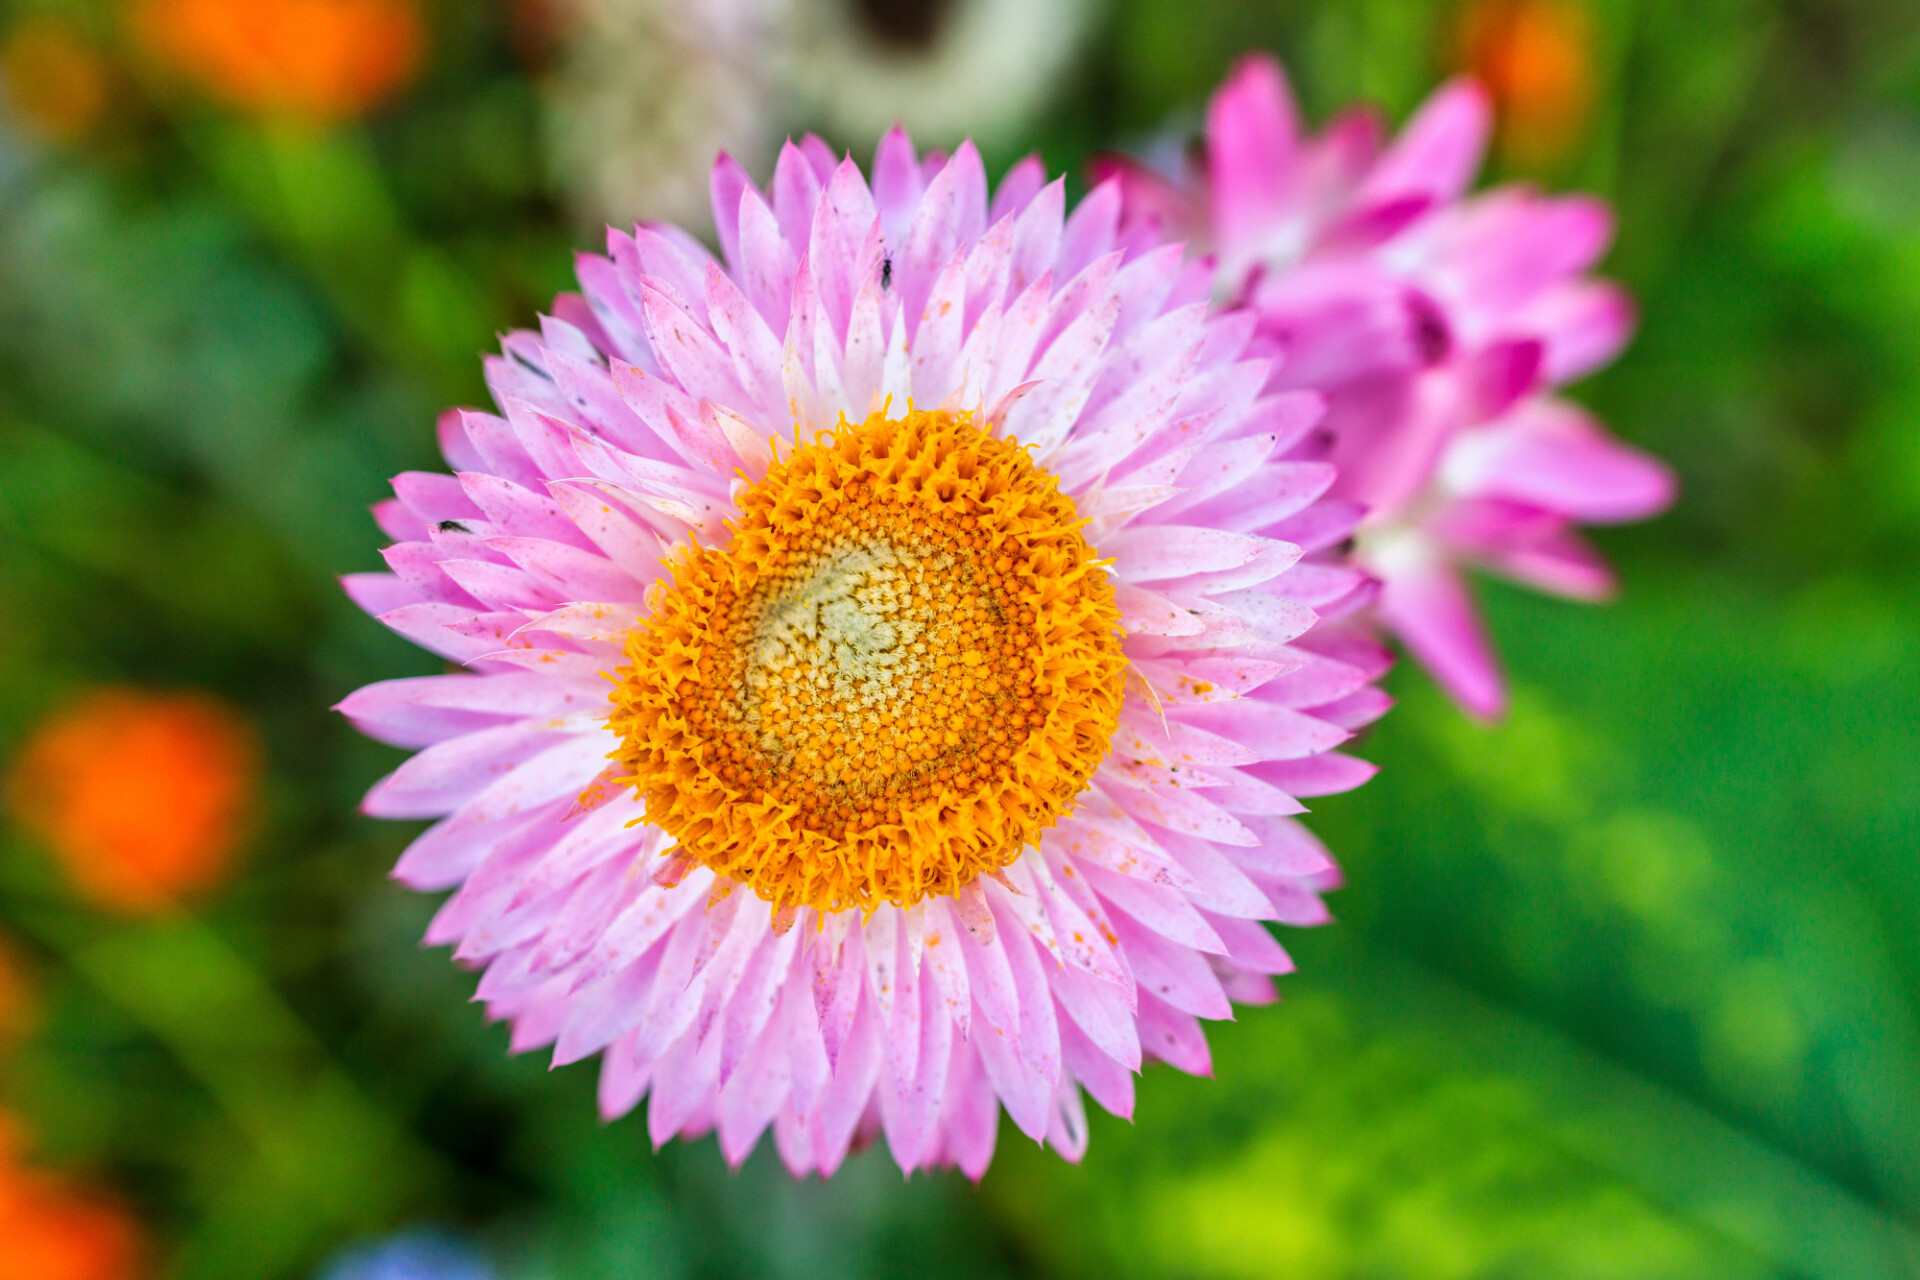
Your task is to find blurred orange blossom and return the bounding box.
[0,1116,144,1280]
[127,0,423,122]
[1455,0,1597,165]
[5,689,260,915]
[0,937,34,1053]
[0,17,113,142]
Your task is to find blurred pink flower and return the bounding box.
[340,130,1383,1177]
[1102,55,1674,717]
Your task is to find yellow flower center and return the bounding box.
[609,409,1127,915]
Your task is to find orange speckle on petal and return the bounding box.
[5,689,260,915]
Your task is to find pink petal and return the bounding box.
[770,140,824,258]
[1046,1084,1090,1163]
[362,722,575,819]
[872,125,925,248]
[377,602,498,664]
[957,913,1022,1045]
[389,734,615,888]
[342,572,425,619]
[1107,525,1272,582]
[1058,178,1121,283]
[1008,179,1065,302]
[1360,77,1491,205]
[972,1001,1050,1142]
[640,282,750,412]
[1247,752,1381,798]
[1059,1016,1135,1121]
[1095,152,1204,250]
[1048,956,1140,1071]
[920,904,973,1039]
[1098,772,1260,848]
[997,919,1063,1086]
[1169,699,1348,762]
[647,1025,721,1148]
[1134,992,1212,1076]
[1082,864,1226,957]
[1481,526,1618,601]
[702,262,788,425]
[597,1030,653,1122]
[457,410,545,489]
[878,978,952,1173]
[1442,399,1677,522]
[941,1038,1000,1180]
[1525,281,1636,384]
[1107,911,1230,1019]
[1113,584,1207,637]
[734,187,799,329]
[1204,912,1295,975]
[1206,54,1303,253]
[897,143,975,329]
[554,940,666,1066]
[990,154,1047,224]
[709,151,754,271]
[718,1012,794,1168]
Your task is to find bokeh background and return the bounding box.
[1,0,1918,1276]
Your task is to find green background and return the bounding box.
[3,0,1919,1275]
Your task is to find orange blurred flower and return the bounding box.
[0,1116,144,1280]
[0,17,113,142]
[128,0,423,123]
[5,689,260,915]
[510,0,560,70]
[0,937,35,1053]
[1455,0,1596,165]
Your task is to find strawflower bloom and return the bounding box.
[0,1116,144,1280]
[340,131,1386,1176]
[128,0,422,123]
[1102,54,1674,717]
[5,688,260,914]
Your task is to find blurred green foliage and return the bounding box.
[2,0,1920,1276]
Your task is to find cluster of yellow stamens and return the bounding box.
[609,408,1126,915]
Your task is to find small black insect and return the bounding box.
[879,254,893,292]
[437,519,471,534]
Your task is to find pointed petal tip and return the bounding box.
[1453,674,1508,721]
[1221,50,1291,99]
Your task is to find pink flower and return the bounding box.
[338,131,1385,1178]
[1103,55,1675,717]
